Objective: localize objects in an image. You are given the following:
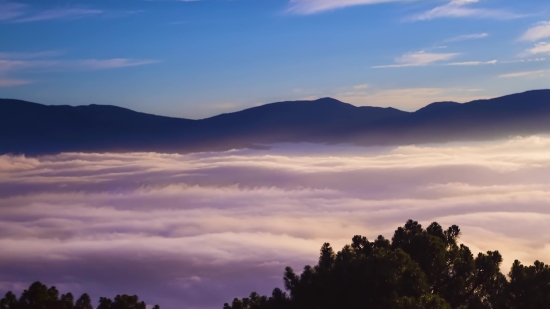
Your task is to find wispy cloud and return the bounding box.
[520,21,550,42]
[525,42,550,55]
[0,2,26,20]
[446,59,497,66]
[0,51,64,60]
[77,59,159,70]
[0,51,157,87]
[500,58,546,64]
[0,78,31,87]
[353,83,370,90]
[409,0,521,21]
[444,33,489,42]
[210,102,243,111]
[13,8,102,23]
[373,51,458,68]
[0,59,158,73]
[498,70,548,79]
[333,86,487,110]
[286,0,404,15]
[0,3,103,23]
[0,52,158,72]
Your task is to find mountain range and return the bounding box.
[1,89,549,155]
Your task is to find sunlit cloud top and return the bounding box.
[2,136,550,308]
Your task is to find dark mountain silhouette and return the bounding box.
[1,90,549,155]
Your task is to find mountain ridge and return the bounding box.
[1,89,549,155]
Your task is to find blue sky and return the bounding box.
[0,0,549,118]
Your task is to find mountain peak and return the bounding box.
[2,90,550,155]
[314,97,343,102]
[415,101,461,113]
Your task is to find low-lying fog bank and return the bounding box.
[1,136,550,309]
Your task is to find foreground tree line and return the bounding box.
[0,282,159,309]
[224,220,550,309]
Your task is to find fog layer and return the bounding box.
[1,137,550,309]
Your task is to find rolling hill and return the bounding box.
[1,89,549,155]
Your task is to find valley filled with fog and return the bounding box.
[2,136,550,309]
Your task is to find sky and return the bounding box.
[2,137,550,309]
[3,3,550,308]
[0,0,549,118]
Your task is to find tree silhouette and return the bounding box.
[0,283,158,309]
[508,260,550,308]
[2,220,549,309]
[74,294,93,309]
[224,219,550,309]
[0,292,18,309]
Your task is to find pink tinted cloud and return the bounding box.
[0,78,31,87]
[410,0,521,21]
[78,59,160,70]
[2,137,550,308]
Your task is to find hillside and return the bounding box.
[1,90,549,155]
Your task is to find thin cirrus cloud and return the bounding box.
[77,59,160,70]
[0,2,26,20]
[372,51,458,68]
[333,86,487,111]
[409,0,521,22]
[519,21,550,42]
[444,33,489,43]
[285,0,403,15]
[2,136,550,308]
[0,2,102,23]
[498,70,547,79]
[446,60,497,66]
[0,51,65,60]
[0,58,158,72]
[0,78,32,87]
[0,52,157,87]
[12,8,102,23]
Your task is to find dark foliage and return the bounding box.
[224,220,550,309]
[0,282,157,309]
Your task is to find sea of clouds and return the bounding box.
[2,136,550,309]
